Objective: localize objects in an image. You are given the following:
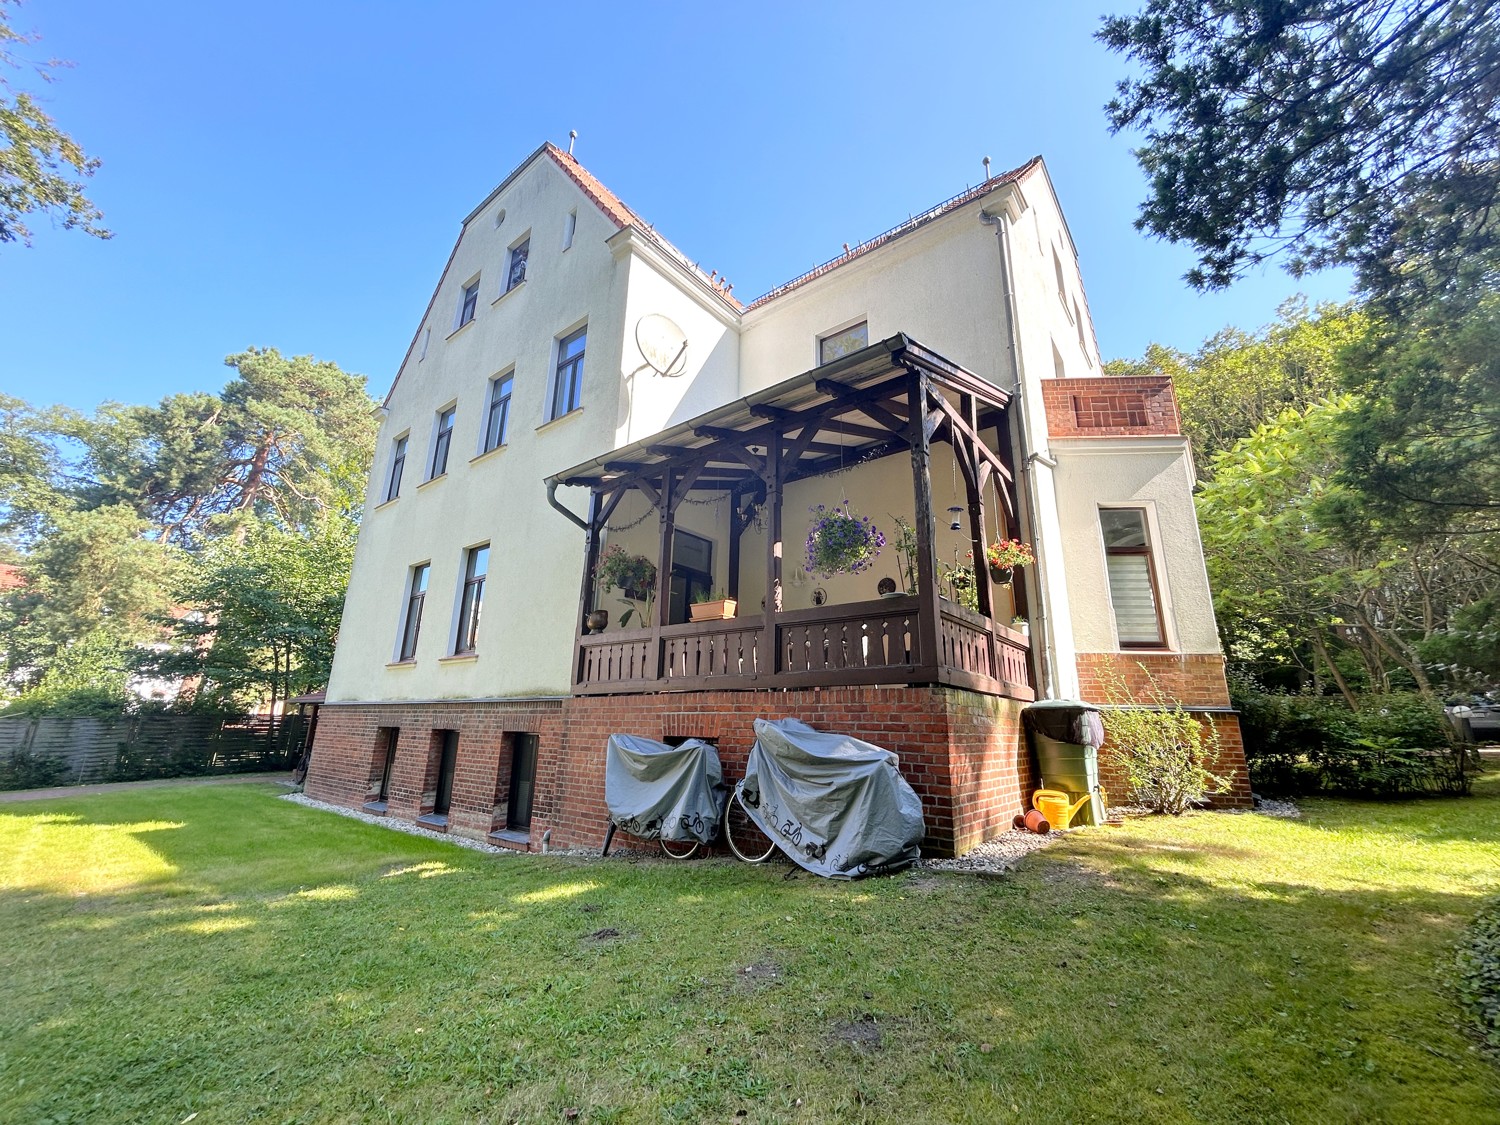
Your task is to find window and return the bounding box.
[1074,296,1090,364]
[1053,246,1070,314]
[1101,509,1165,648]
[375,727,399,803]
[506,239,529,292]
[385,434,408,502]
[483,373,514,452]
[454,544,489,654]
[456,279,480,329]
[1051,341,1066,380]
[429,407,455,479]
[562,209,577,250]
[550,325,587,420]
[418,327,431,361]
[398,563,429,661]
[818,321,868,365]
[667,529,713,626]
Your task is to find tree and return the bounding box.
[0,0,108,246]
[149,518,356,712]
[1106,298,1364,475]
[1099,0,1500,309]
[69,349,377,543]
[1332,293,1500,528]
[1196,397,1497,705]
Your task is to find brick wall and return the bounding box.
[1040,376,1181,438]
[1075,651,1252,808]
[307,686,1032,857]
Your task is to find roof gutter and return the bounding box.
[546,478,589,531]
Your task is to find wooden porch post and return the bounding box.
[909,370,942,670]
[649,470,675,682]
[757,430,783,677]
[959,393,995,622]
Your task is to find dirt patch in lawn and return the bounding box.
[828,1015,883,1052]
[734,956,784,991]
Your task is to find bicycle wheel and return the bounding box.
[724,787,777,864]
[659,837,702,860]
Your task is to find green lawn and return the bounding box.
[2,780,1498,1124]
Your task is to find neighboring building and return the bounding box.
[306,142,1250,855]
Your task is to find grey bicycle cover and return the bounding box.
[604,734,726,843]
[739,718,924,878]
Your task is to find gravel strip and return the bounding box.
[922,827,1059,875]
[280,792,512,854]
[1253,796,1301,818]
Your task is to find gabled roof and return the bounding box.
[745,156,1043,309]
[385,146,1045,407]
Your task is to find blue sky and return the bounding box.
[0,0,1352,412]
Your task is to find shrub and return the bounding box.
[1098,667,1234,814]
[1231,682,1474,798]
[1458,896,1500,1054]
[0,748,71,791]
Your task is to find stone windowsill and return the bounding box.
[536,407,583,435]
[469,443,507,466]
[491,280,525,306]
[385,659,417,669]
[438,653,478,665]
[416,472,447,491]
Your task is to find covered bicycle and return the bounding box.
[602,734,731,859]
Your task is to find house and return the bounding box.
[304,142,1251,855]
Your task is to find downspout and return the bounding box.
[979,206,1059,699]
[546,478,589,531]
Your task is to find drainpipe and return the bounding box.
[546,478,589,531]
[979,206,1058,699]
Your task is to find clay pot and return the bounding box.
[1012,809,1051,835]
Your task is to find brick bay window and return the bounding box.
[384,433,408,501]
[550,325,587,420]
[454,544,489,655]
[397,563,429,662]
[429,406,455,479]
[1100,508,1166,648]
[482,373,513,453]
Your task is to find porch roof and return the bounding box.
[547,334,1012,495]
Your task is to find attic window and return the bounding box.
[562,209,577,251]
[818,321,868,366]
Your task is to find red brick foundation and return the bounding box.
[306,686,1034,857]
[1075,652,1253,808]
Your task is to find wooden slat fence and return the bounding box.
[0,713,306,789]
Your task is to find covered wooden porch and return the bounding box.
[546,335,1035,701]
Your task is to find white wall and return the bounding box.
[1052,437,1222,655]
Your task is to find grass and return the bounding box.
[1,780,1498,1124]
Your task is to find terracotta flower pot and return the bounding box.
[689,598,737,622]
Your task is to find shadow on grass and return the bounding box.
[2,780,1499,1122]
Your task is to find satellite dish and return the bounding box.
[635,314,689,378]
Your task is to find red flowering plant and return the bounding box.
[984,538,1034,578]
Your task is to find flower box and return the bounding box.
[689,598,738,622]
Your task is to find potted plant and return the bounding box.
[689,589,737,622]
[804,503,885,578]
[939,558,980,612]
[887,515,919,595]
[984,538,1035,585]
[594,544,657,628]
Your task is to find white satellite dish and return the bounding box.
[635,313,689,378]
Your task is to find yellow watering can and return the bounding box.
[1032,788,1105,831]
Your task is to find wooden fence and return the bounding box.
[0,713,307,789]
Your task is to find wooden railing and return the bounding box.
[575,595,1032,699]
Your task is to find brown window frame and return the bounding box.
[1101,507,1168,651]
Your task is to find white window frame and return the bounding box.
[454,275,481,332]
[816,318,869,367]
[547,322,588,422]
[480,370,515,454]
[384,431,410,503]
[1096,503,1174,651]
[395,561,431,663]
[428,402,457,480]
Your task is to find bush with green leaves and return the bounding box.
[1232,683,1473,797]
[1458,896,1500,1055]
[1098,667,1233,814]
[0,748,71,791]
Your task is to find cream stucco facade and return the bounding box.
[326,143,1221,706]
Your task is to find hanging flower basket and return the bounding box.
[985,538,1034,584]
[595,544,657,601]
[804,504,886,578]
